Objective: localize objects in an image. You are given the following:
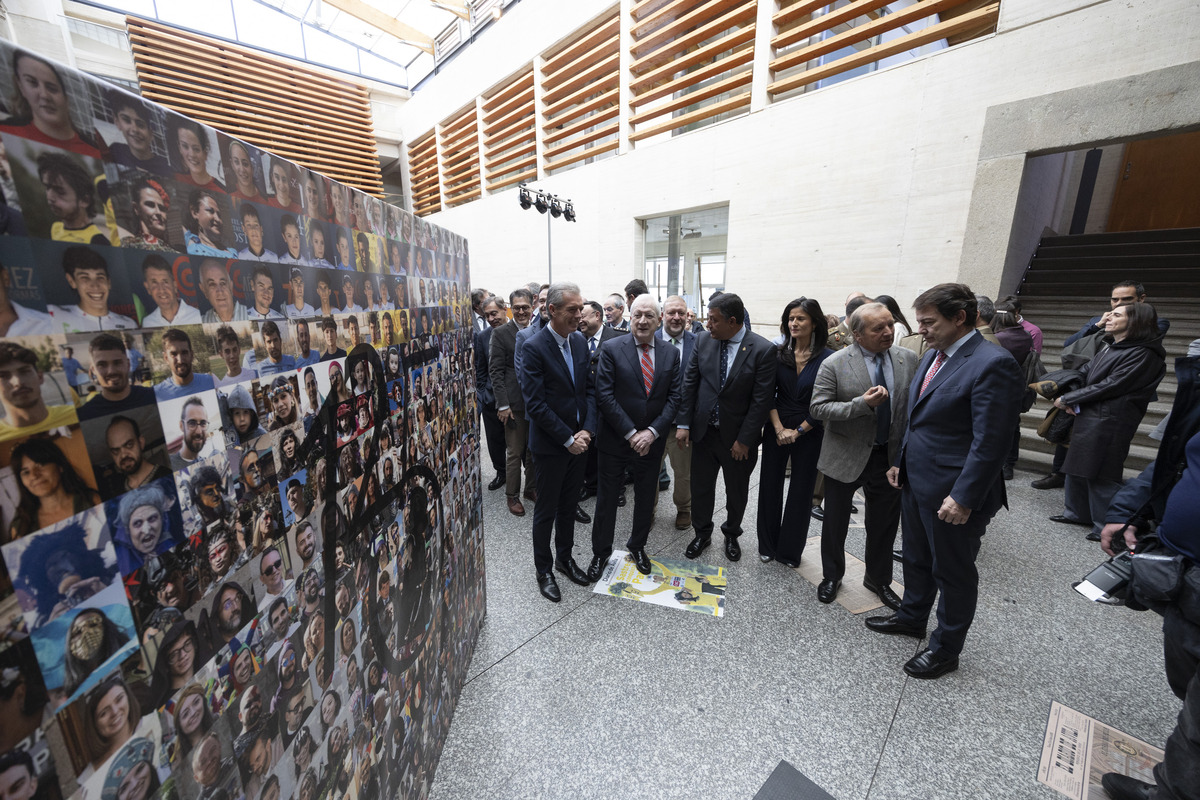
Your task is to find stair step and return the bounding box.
[1040,227,1200,248]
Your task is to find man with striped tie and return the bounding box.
[866,283,1022,679]
[589,296,682,579]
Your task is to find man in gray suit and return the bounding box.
[489,288,536,516]
[811,302,918,609]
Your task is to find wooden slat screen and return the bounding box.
[541,10,620,174]
[627,0,757,143]
[440,103,481,207]
[768,0,1000,100]
[409,131,441,216]
[126,16,384,196]
[482,67,537,192]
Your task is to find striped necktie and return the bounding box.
[640,343,653,395]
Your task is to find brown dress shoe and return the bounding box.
[674,510,691,530]
[523,487,538,503]
[507,495,526,516]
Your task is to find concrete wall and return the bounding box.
[403,0,1200,322]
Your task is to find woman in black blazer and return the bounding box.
[756,297,834,566]
[1055,302,1166,538]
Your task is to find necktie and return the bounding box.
[641,343,653,396]
[919,351,946,397]
[708,340,730,426]
[561,340,576,384]
[589,337,597,356]
[873,352,891,445]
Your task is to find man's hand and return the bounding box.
[630,430,655,456]
[1099,523,1138,557]
[497,408,513,424]
[676,428,690,448]
[575,430,592,447]
[567,433,588,455]
[731,441,750,461]
[863,385,889,409]
[886,466,902,489]
[1052,397,1077,415]
[937,496,971,524]
[776,428,798,446]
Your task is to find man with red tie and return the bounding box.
[866,283,1022,679]
[589,296,682,579]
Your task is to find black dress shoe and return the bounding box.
[865,614,926,639]
[724,536,741,561]
[1086,530,1102,542]
[586,554,607,583]
[658,478,670,491]
[817,579,840,603]
[1049,514,1090,526]
[810,505,824,521]
[555,558,592,586]
[892,549,904,562]
[759,553,773,563]
[1002,466,1014,481]
[863,578,902,611]
[537,572,561,602]
[1031,472,1065,489]
[684,535,710,559]
[903,647,959,679]
[1100,773,1155,800]
[575,505,591,524]
[616,491,626,508]
[629,548,652,575]
[488,474,505,491]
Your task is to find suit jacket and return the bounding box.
[811,344,919,483]
[655,327,696,389]
[520,326,597,456]
[595,336,682,455]
[587,325,625,376]
[676,328,776,448]
[897,331,1023,517]
[488,320,524,415]
[513,314,547,384]
[474,326,496,405]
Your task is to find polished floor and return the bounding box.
[429,447,1179,800]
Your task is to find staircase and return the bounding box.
[1014,227,1200,479]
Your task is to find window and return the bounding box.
[640,205,729,312]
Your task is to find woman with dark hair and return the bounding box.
[328,361,351,405]
[170,682,211,761]
[81,673,140,774]
[168,117,222,190]
[8,437,100,540]
[874,295,913,338]
[0,49,100,157]
[121,177,177,252]
[1055,302,1166,539]
[755,297,833,567]
[148,619,204,708]
[63,609,130,696]
[277,428,300,477]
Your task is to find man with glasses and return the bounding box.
[257,546,289,607]
[170,396,213,470]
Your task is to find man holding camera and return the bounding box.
[1094,344,1200,800]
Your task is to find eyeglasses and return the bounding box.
[261,560,281,576]
[184,419,209,429]
[167,639,195,661]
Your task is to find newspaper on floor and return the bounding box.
[592,550,726,617]
[1037,700,1163,800]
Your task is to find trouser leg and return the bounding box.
[690,432,721,540]
[860,449,902,587]
[504,417,528,497]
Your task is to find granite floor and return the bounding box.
[429,445,1180,800]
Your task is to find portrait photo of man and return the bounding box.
[245,265,284,321]
[236,203,278,263]
[47,245,136,333]
[78,332,157,420]
[140,253,201,327]
[102,90,171,174]
[197,258,249,323]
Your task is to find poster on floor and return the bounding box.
[1037,700,1163,800]
[592,551,727,617]
[0,39,485,800]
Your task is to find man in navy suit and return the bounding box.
[474,295,508,490]
[656,295,697,530]
[866,283,1023,679]
[590,296,682,579]
[519,282,597,602]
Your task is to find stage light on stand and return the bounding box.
[549,196,563,218]
[516,185,576,283]
[518,184,532,210]
[563,202,575,222]
[534,193,548,214]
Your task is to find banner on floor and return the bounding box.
[1037,700,1163,800]
[592,551,727,617]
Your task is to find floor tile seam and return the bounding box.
[864,642,922,800]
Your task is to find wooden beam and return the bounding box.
[631,43,754,106]
[321,0,435,54]
[629,91,750,141]
[430,0,471,21]
[629,67,751,124]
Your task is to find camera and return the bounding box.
[1074,550,1134,604]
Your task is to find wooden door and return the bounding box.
[1108,129,1200,232]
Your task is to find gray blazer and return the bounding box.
[810,344,918,483]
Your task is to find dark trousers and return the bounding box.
[531,450,586,574]
[821,447,900,585]
[1158,607,1200,799]
[756,430,822,564]
[480,401,506,474]
[895,488,990,656]
[1005,424,1021,471]
[592,439,666,557]
[691,425,757,541]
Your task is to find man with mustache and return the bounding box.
[78,333,157,419]
[101,414,170,497]
[170,396,214,470]
[140,254,200,326]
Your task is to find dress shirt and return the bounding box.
[858,344,894,390]
[143,300,202,327]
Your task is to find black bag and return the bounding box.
[1129,536,1189,609]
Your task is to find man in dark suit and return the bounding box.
[470,287,490,334]
[656,295,697,530]
[676,293,775,561]
[519,282,597,602]
[489,288,536,516]
[580,299,625,502]
[866,283,1023,679]
[474,295,508,491]
[590,296,682,579]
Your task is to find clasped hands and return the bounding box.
[629,430,655,456]
[567,430,591,455]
